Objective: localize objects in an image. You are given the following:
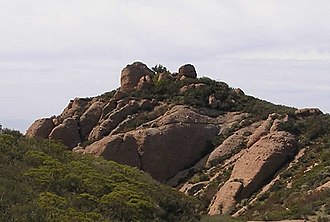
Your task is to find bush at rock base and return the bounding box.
[0,130,202,222]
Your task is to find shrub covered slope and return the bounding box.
[0,131,201,222]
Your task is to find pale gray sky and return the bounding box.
[1,0,329,132]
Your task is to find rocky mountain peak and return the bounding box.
[25,62,329,219]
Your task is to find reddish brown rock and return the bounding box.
[58,98,91,123]
[209,131,296,214]
[84,106,219,182]
[100,99,117,120]
[80,101,105,139]
[246,115,274,147]
[136,75,154,91]
[120,62,154,92]
[209,181,243,215]
[84,134,141,168]
[49,118,81,149]
[25,118,55,139]
[114,90,126,101]
[178,64,197,79]
[88,100,140,140]
[137,123,218,181]
[206,123,260,168]
[153,105,215,126]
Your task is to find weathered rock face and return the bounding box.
[84,106,219,182]
[209,131,296,215]
[80,101,105,139]
[25,118,55,139]
[84,134,141,168]
[206,122,260,168]
[49,118,81,149]
[136,75,154,91]
[178,64,197,79]
[57,98,91,124]
[88,100,140,140]
[120,62,154,92]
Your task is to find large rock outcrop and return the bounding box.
[25,118,55,139]
[120,62,154,92]
[84,106,219,182]
[57,98,91,124]
[25,62,310,218]
[209,131,296,215]
[49,118,81,149]
[88,100,140,140]
[178,64,197,79]
[80,101,105,139]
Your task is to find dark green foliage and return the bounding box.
[0,135,202,221]
[280,113,330,144]
[152,64,169,74]
[98,89,117,100]
[235,95,296,120]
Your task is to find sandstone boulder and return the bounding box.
[85,106,219,182]
[49,118,81,149]
[209,131,296,214]
[246,115,274,147]
[120,62,154,92]
[209,181,243,215]
[178,64,197,79]
[231,131,296,199]
[153,105,215,127]
[100,99,117,120]
[137,123,218,181]
[206,123,260,168]
[88,100,140,140]
[114,90,126,101]
[85,134,141,168]
[25,118,55,139]
[58,98,91,123]
[136,75,154,91]
[80,101,105,139]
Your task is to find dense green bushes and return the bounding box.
[0,132,202,221]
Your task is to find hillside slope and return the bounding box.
[26,62,330,221]
[0,130,201,222]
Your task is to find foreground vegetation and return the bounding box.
[0,130,202,222]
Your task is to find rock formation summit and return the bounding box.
[27,61,326,217]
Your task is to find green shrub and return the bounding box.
[0,135,202,221]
